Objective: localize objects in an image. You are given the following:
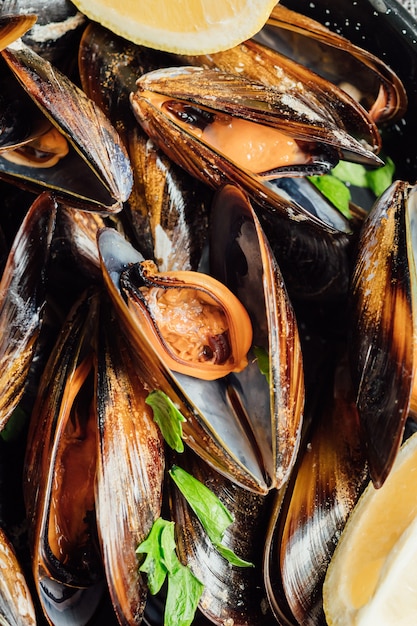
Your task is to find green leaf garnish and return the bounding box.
[309,157,396,218]
[145,390,186,452]
[137,518,204,626]
[169,465,254,567]
[308,174,352,219]
[331,157,395,198]
[331,160,369,187]
[165,561,204,626]
[253,346,270,385]
[136,517,169,594]
[365,156,395,197]
[213,542,254,568]
[0,406,27,442]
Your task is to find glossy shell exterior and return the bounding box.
[350,180,417,487]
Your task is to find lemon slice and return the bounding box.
[71,0,278,54]
[323,431,417,626]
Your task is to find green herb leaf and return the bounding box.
[253,346,270,384]
[165,561,204,626]
[331,157,395,197]
[365,156,395,197]
[169,465,254,567]
[308,174,352,219]
[160,519,178,574]
[137,518,204,626]
[169,465,232,543]
[136,518,169,594]
[214,542,254,567]
[0,406,28,442]
[331,160,368,187]
[145,390,186,452]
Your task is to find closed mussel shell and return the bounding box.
[264,354,368,626]
[0,191,57,433]
[350,180,417,487]
[95,299,165,625]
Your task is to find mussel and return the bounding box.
[350,180,417,488]
[256,4,408,124]
[24,289,105,626]
[130,64,381,233]
[264,352,369,626]
[0,191,56,432]
[98,182,304,495]
[0,40,133,212]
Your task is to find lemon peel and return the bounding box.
[71,0,279,54]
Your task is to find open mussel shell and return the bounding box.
[0,190,57,433]
[0,41,133,212]
[350,180,417,488]
[131,76,346,235]
[24,289,105,626]
[132,66,380,168]
[98,194,303,494]
[175,37,382,160]
[95,299,165,625]
[97,227,269,493]
[0,58,52,153]
[0,526,36,625]
[264,353,369,626]
[209,184,304,489]
[168,447,276,626]
[256,4,408,125]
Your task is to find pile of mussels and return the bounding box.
[0,0,417,625]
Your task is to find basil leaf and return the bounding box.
[165,561,204,626]
[308,174,352,219]
[365,156,395,197]
[145,390,185,452]
[253,346,269,384]
[169,465,253,567]
[136,518,169,594]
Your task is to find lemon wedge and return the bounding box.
[71,0,278,54]
[323,431,417,626]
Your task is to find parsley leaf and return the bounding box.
[169,465,254,568]
[136,518,204,626]
[253,346,270,384]
[145,390,186,452]
[309,156,396,219]
[136,517,169,594]
[365,156,395,197]
[308,174,352,219]
[165,561,204,626]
